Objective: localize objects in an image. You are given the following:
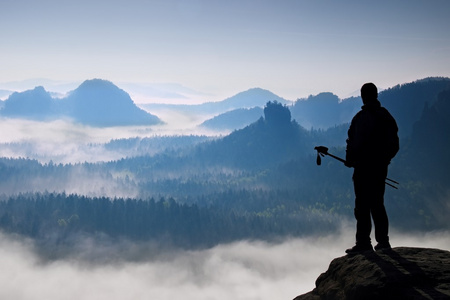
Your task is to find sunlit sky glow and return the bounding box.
[1,0,450,102]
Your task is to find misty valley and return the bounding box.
[1,77,450,263]
[4,1,450,298]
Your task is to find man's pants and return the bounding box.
[353,165,389,246]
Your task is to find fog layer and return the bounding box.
[0,118,221,164]
[1,224,449,300]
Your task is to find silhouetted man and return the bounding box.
[345,83,399,254]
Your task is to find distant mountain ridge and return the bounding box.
[199,107,264,131]
[2,77,449,132]
[216,87,291,109]
[1,86,55,119]
[0,89,13,101]
[140,87,290,116]
[198,77,450,133]
[290,92,359,129]
[0,79,162,127]
[289,77,450,133]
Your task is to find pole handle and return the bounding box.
[314,145,399,189]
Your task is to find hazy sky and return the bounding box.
[1,0,450,101]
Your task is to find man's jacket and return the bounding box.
[346,99,399,168]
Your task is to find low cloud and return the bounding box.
[0,118,150,163]
[1,223,448,300]
[0,118,222,164]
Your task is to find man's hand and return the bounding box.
[344,160,354,168]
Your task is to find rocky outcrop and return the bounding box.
[294,247,450,300]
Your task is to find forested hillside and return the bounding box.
[379,77,450,137]
[0,191,338,258]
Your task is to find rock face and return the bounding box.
[294,247,450,300]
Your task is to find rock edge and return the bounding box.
[294,247,450,300]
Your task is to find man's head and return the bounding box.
[361,83,378,104]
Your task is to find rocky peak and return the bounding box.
[294,247,450,300]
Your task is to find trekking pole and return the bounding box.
[314,146,399,189]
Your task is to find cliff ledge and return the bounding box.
[294,247,450,300]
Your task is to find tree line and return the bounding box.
[0,191,341,252]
